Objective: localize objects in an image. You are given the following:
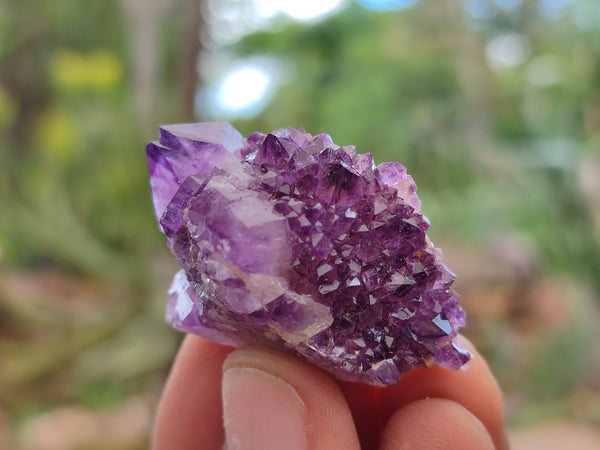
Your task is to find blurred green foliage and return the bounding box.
[231,1,600,288]
[0,0,162,284]
[1,0,598,290]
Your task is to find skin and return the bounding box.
[153,335,509,450]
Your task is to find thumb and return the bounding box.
[222,346,361,450]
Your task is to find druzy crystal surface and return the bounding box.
[147,122,470,386]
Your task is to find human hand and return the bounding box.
[153,335,508,449]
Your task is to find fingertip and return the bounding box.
[223,346,361,450]
[381,335,508,450]
[380,398,495,450]
[222,366,308,450]
[152,335,234,450]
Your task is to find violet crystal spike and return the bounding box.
[147,122,470,386]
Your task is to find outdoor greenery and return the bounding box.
[1,0,599,447]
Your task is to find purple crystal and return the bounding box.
[147,122,470,386]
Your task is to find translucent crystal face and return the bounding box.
[147,122,470,386]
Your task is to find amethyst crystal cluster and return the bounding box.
[147,122,470,386]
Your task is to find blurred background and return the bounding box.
[1,0,600,448]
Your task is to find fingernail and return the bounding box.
[222,367,308,450]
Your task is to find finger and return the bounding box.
[380,398,495,450]
[337,336,507,449]
[152,335,234,450]
[337,381,385,449]
[379,337,508,450]
[223,346,361,450]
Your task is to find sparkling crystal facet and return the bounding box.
[147,122,470,386]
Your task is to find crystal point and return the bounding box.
[148,122,470,386]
